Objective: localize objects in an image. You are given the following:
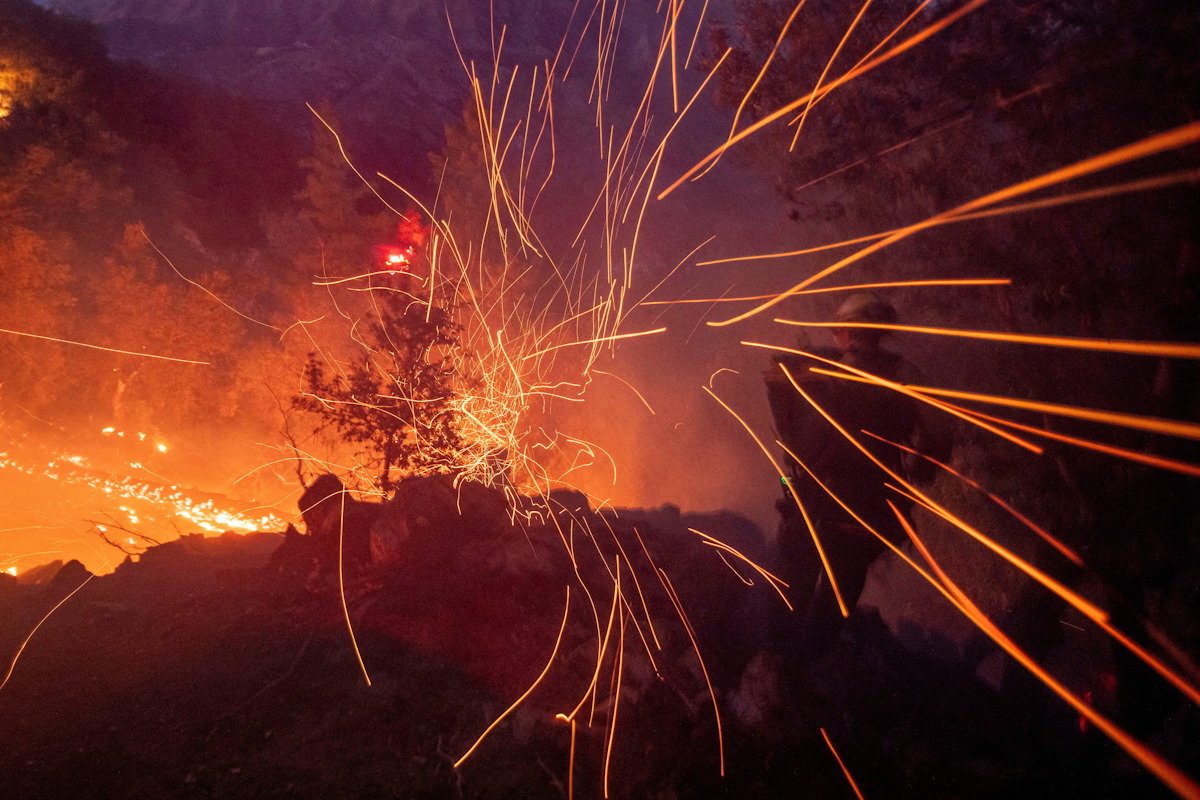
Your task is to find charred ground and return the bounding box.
[2,485,1191,799]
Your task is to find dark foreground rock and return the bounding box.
[0,489,1192,799]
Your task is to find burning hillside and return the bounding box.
[3,0,1199,797]
[0,430,287,577]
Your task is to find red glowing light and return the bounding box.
[379,246,412,270]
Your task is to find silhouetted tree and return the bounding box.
[295,291,465,492]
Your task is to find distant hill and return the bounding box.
[1,0,304,250]
[46,0,581,192]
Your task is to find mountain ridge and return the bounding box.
[47,0,579,184]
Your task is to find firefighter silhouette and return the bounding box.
[765,293,951,662]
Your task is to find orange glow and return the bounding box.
[0,64,39,119]
[0,448,284,542]
[384,248,410,267]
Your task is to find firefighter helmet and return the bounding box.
[834,292,897,325]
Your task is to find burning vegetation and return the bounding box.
[1,0,1199,797]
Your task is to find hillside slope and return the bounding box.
[46,0,576,188]
[3,491,1179,799]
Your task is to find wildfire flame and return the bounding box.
[0,447,284,544]
[4,1,1197,797]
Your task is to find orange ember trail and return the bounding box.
[705,121,1200,325]
[455,587,572,769]
[643,278,1010,306]
[776,319,1200,360]
[946,402,1200,479]
[779,364,1112,625]
[696,168,1200,267]
[763,345,1045,452]
[658,0,997,199]
[0,573,95,693]
[0,328,209,364]
[703,384,849,616]
[898,508,1200,800]
[821,728,867,800]
[860,430,1085,568]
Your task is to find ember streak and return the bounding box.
[2,0,1198,797]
